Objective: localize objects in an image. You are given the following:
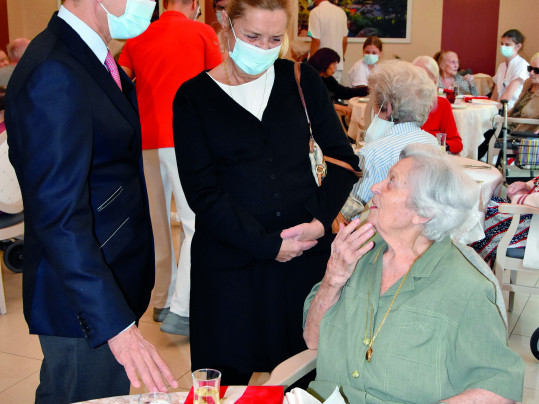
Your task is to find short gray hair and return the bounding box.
[399,144,479,242]
[368,60,436,125]
[412,56,439,84]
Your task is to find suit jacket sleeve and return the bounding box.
[10,61,136,345]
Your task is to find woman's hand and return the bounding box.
[277,219,324,262]
[507,181,529,200]
[463,74,475,83]
[324,220,376,289]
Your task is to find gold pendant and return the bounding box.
[365,347,373,362]
[362,337,371,346]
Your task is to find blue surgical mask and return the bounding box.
[364,54,379,65]
[228,19,281,75]
[364,101,394,143]
[216,11,222,25]
[500,45,514,58]
[100,0,156,40]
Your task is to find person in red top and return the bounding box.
[413,56,463,154]
[119,0,222,335]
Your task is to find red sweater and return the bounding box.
[421,96,463,154]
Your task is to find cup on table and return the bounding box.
[138,392,171,404]
[436,133,447,152]
[192,369,221,404]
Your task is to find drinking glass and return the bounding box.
[436,133,447,152]
[192,369,221,404]
[138,392,171,404]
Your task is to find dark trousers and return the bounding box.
[35,335,130,404]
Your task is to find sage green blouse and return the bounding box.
[304,234,524,403]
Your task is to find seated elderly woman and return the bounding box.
[303,144,524,404]
[351,60,439,205]
[437,50,479,95]
[413,55,463,154]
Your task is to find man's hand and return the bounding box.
[108,325,178,392]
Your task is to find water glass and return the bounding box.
[192,369,221,404]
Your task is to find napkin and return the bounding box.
[284,387,346,404]
[185,386,283,404]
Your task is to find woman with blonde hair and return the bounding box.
[173,0,358,384]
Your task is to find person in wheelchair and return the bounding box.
[478,52,539,160]
[303,144,524,403]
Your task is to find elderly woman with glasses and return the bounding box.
[303,144,524,404]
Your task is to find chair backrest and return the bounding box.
[0,130,23,214]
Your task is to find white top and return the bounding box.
[348,58,372,87]
[308,1,348,71]
[209,65,275,121]
[492,54,529,109]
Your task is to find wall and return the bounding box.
[0,0,9,51]
[6,0,57,41]
[496,0,539,67]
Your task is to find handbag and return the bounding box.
[517,138,539,169]
[293,62,363,233]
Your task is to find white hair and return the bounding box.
[412,55,440,84]
[399,144,479,242]
[368,60,437,125]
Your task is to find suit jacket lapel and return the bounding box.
[48,14,141,134]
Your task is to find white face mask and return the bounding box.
[500,45,515,58]
[100,0,156,40]
[216,10,223,24]
[364,102,394,143]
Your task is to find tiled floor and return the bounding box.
[1,251,539,403]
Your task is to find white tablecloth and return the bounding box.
[452,103,498,160]
[348,97,370,142]
[450,155,503,243]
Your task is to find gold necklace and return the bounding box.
[363,241,433,362]
[223,58,268,118]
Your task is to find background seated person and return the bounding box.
[351,60,438,205]
[414,55,463,154]
[471,176,539,268]
[437,50,478,95]
[347,35,382,88]
[477,52,539,160]
[303,144,525,404]
[307,48,368,119]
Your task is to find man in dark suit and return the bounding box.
[5,1,178,402]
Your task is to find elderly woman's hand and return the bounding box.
[324,220,376,289]
[463,74,475,83]
[507,181,529,200]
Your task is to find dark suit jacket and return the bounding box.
[5,13,155,348]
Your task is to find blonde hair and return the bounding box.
[223,0,291,57]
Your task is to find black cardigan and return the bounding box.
[173,59,359,269]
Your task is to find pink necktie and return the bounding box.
[104,50,122,90]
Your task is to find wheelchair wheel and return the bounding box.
[531,327,539,360]
[3,240,24,273]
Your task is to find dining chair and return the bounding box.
[262,349,317,388]
[494,203,539,313]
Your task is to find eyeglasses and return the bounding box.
[527,66,539,74]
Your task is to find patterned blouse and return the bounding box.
[438,74,479,96]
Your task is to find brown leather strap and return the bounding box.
[324,156,363,178]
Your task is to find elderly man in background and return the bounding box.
[5,0,178,402]
[119,0,222,335]
[308,0,347,82]
[0,38,30,86]
[351,60,439,205]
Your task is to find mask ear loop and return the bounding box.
[227,17,237,53]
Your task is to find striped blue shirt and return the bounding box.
[352,122,439,204]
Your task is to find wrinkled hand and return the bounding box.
[108,325,178,393]
[324,220,375,289]
[276,237,318,262]
[463,74,475,83]
[507,181,529,200]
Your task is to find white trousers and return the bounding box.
[142,148,195,317]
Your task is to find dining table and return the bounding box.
[347,97,370,143]
[450,100,498,160]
